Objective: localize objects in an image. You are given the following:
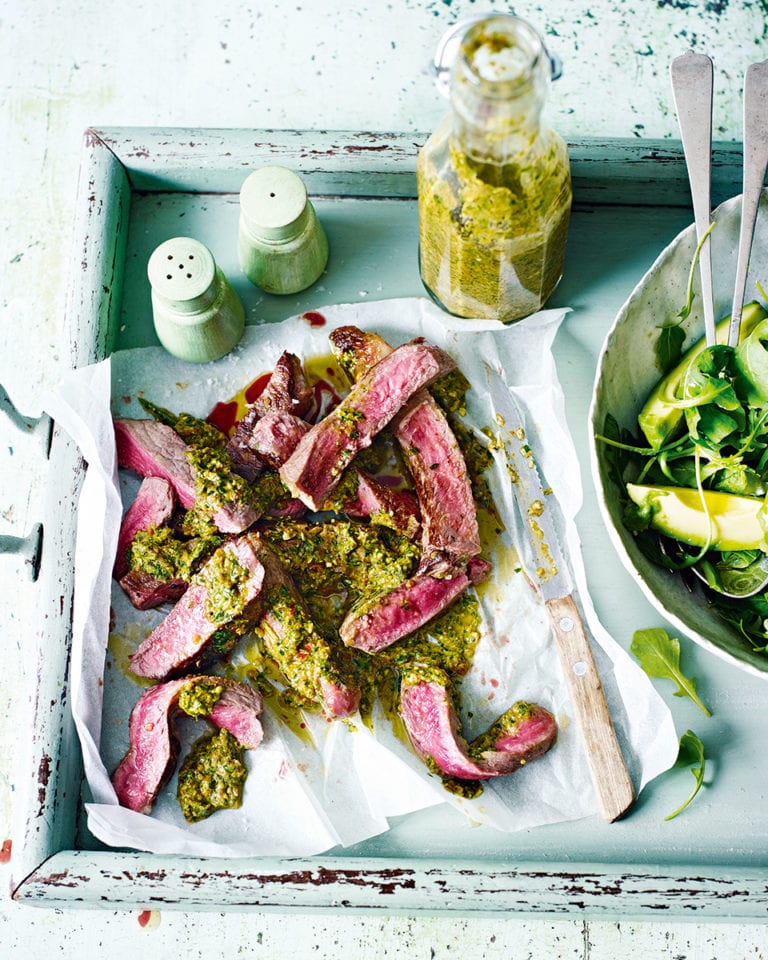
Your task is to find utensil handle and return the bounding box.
[729,60,768,347]
[671,51,716,346]
[546,594,635,823]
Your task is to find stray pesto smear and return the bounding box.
[178,678,224,718]
[192,548,252,625]
[176,728,247,823]
[128,526,222,581]
[430,368,471,416]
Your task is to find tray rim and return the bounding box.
[10,126,766,919]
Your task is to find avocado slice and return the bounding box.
[626,482,768,552]
[638,300,768,450]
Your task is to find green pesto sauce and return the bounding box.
[261,518,419,639]
[256,582,333,707]
[430,369,471,416]
[178,678,224,718]
[382,593,482,677]
[176,728,247,823]
[142,403,261,523]
[128,526,222,581]
[417,129,571,322]
[192,548,252,625]
[449,415,498,516]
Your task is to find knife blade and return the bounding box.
[483,364,635,823]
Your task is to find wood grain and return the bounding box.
[546,594,635,823]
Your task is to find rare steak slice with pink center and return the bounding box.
[112,676,262,814]
[115,418,259,534]
[328,326,479,573]
[129,535,265,680]
[340,556,490,653]
[280,338,456,511]
[399,670,557,781]
[114,476,176,580]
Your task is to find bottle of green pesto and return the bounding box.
[417,15,572,323]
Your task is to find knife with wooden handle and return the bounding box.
[483,364,635,822]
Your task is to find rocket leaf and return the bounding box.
[630,627,711,716]
[664,729,706,821]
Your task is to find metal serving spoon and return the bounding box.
[671,58,768,597]
[671,50,716,346]
[728,59,768,347]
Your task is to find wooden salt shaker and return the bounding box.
[147,237,245,363]
[238,166,329,294]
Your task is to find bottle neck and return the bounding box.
[448,17,550,170]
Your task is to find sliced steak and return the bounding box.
[253,350,312,419]
[330,326,391,382]
[329,326,479,573]
[399,670,557,780]
[115,418,259,534]
[332,470,421,539]
[254,538,361,719]
[225,406,266,483]
[129,536,266,680]
[249,410,311,468]
[112,676,263,814]
[280,339,457,510]
[115,418,196,508]
[340,556,490,653]
[396,394,481,573]
[225,352,311,479]
[118,570,188,610]
[114,476,176,580]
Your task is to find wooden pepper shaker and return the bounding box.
[238,166,329,294]
[147,237,245,363]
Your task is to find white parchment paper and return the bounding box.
[44,297,678,857]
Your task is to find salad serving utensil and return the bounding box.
[728,59,768,348]
[484,366,635,823]
[669,56,768,597]
[671,50,716,347]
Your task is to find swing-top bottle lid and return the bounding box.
[239,166,312,242]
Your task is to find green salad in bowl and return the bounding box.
[590,189,768,676]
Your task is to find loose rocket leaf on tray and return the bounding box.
[664,729,706,822]
[630,627,711,716]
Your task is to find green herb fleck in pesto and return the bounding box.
[176,728,248,822]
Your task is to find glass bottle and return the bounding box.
[417,14,572,323]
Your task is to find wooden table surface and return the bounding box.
[2,1,767,955]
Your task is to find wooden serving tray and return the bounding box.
[9,128,768,917]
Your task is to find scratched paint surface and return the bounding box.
[2,0,768,955]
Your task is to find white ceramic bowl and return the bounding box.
[589,189,768,678]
